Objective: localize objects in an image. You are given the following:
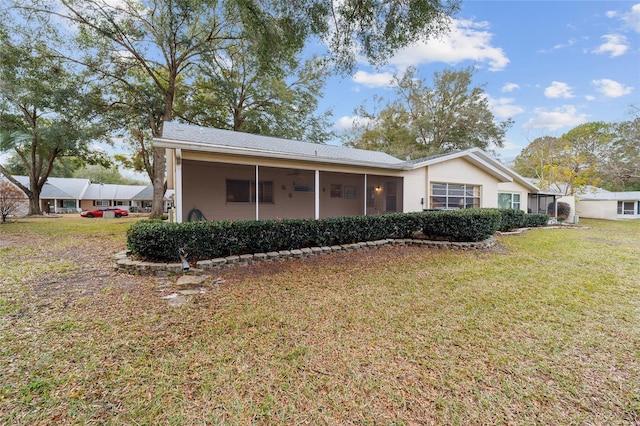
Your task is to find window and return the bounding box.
[430,183,480,209]
[330,184,342,198]
[94,200,109,206]
[498,192,521,210]
[618,201,635,215]
[226,179,273,203]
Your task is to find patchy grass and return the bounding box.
[0,217,639,424]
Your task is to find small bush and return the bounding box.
[493,208,525,231]
[557,201,571,222]
[523,213,549,228]
[421,209,502,242]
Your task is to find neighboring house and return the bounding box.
[81,182,153,213]
[0,177,29,217]
[577,187,640,220]
[155,122,546,223]
[0,175,153,214]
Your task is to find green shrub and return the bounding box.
[493,208,525,231]
[523,213,549,227]
[127,209,504,262]
[421,209,502,242]
[557,201,571,222]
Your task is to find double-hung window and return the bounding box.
[498,192,521,210]
[430,183,480,209]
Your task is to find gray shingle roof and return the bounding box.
[158,122,405,167]
[83,183,150,200]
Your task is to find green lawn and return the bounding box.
[1,216,639,424]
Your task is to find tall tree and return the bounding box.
[21,0,460,218]
[513,136,562,191]
[603,116,640,190]
[344,67,512,159]
[178,43,335,143]
[0,20,109,215]
[513,122,615,195]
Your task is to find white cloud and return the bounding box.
[389,18,509,71]
[90,143,106,153]
[552,38,576,50]
[592,78,634,98]
[334,115,372,131]
[585,95,596,101]
[501,83,520,93]
[351,71,395,88]
[523,105,588,131]
[605,10,618,19]
[488,96,525,119]
[624,4,640,32]
[592,34,629,57]
[544,81,574,99]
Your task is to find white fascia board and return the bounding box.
[472,149,541,192]
[154,138,408,171]
[408,150,470,168]
[464,153,514,182]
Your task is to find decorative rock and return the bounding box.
[176,275,209,287]
[196,259,213,269]
[168,263,186,273]
[178,289,203,296]
[116,235,499,275]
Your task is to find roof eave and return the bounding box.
[155,138,407,171]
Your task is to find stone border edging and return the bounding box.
[114,236,496,276]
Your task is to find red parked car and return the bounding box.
[80,208,129,218]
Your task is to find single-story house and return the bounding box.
[155,122,549,223]
[577,187,640,220]
[0,175,153,214]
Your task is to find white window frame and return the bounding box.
[430,183,481,209]
[498,192,521,210]
[618,201,636,215]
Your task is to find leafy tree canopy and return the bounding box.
[343,66,512,159]
[0,16,111,214]
[513,117,639,194]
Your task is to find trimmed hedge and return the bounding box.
[421,209,502,242]
[494,208,525,231]
[126,209,548,262]
[523,213,549,228]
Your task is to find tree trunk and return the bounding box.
[28,191,42,215]
[150,146,166,218]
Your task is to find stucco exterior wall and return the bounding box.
[428,158,500,208]
[402,168,428,213]
[576,200,618,220]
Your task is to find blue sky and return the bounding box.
[324,0,640,162]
